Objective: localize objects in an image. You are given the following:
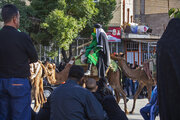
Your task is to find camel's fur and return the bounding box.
[44,60,74,85]
[107,67,128,113]
[30,61,47,112]
[111,54,154,114]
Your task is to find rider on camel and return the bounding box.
[85,24,110,78]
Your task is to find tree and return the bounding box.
[169,8,180,18]
[30,0,98,62]
[80,0,116,37]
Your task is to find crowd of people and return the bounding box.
[33,65,128,120]
[122,62,139,97]
[0,3,180,120]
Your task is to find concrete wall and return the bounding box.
[134,0,180,15]
[109,0,134,26]
[145,0,180,14]
[145,13,170,35]
[133,0,180,35]
[109,0,122,26]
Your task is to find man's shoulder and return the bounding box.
[55,83,89,92]
[18,31,30,39]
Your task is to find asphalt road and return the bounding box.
[119,98,160,120]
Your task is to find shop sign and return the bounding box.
[107,27,121,42]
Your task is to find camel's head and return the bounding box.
[110,53,124,61]
[44,62,56,84]
[110,53,119,61]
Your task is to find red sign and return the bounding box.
[106,27,121,42]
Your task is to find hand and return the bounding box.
[90,50,94,54]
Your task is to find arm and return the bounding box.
[85,92,105,120]
[24,34,38,63]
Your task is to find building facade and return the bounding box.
[134,0,180,36]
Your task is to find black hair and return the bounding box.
[96,77,113,96]
[68,65,84,80]
[94,23,102,28]
[1,4,19,23]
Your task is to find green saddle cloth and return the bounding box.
[75,56,118,72]
[110,59,118,72]
[87,52,98,66]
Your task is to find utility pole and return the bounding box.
[123,0,125,25]
[167,0,170,11]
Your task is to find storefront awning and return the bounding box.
[108,35,121,42]
[122,33,160,41]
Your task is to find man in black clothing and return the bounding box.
[50,65,105,120]
[0,4,38,120]
[157,18,180,120]
[95,24,110,78]
[86,78,128,120]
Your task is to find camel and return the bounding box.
[110,54,155,114]
[44,59,129,113]
[45,60,74,85]
[29,59,75,112]
[107,67,128,113]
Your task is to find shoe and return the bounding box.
[84,70,91,76]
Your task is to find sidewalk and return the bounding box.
[119,98,160,120]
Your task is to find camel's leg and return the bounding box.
[40,77,47,103]
[114,89,120,103]
[130,83,144,114]
[33,78,40,112]
[146,85,152,101]
[117,86,128,114]
[113,86,128,114]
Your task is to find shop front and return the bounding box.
[107,27,123,53]
[122,33,159,65]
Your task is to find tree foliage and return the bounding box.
[169,8,180,18]
[30,0,98,49]
[81,0,116,37]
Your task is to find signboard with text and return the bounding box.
[107,27,121,42]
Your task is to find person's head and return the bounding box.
[127,62,130,67]
[97,77,113,96]
[68,65,84,84]
[85,78,98,92]
[97,77,108,90]
[119,52,124,57]
[1,4,20,28]
[94,23,102,28]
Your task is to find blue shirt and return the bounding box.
[149,86,157,105]
[50,80,105,120]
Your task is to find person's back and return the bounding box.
[0,4,38,120]
[50,65,105,120]
[102,95,128,120]
[157,18,180,120]
[0,26,37,77]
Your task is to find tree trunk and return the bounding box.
[61,44,73,63]
[68,44,72,61]
[61,48,68,63]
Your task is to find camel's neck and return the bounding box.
[118,59,139,79]
[55,63,72,84]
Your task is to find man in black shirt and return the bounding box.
[0,4,38,120]
[50,65,105,120]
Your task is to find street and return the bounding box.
[119,98,160,120]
